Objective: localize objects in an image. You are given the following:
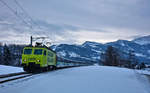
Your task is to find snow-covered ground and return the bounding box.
[0,65,24,75]
[0,65,150,93]
[135,69,150,75]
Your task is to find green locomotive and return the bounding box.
[22,45,57,72]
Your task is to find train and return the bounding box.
[22,44,92,73]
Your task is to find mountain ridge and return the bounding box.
[132,35,150,45]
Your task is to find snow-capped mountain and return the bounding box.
[51,44,100,62]
[132,35,150,45]
[51,37,150,64]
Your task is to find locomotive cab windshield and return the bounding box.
[24,49,32,55]
[34,49,43,55]
[23,48,45,55]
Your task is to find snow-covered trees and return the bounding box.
[0,44,25,66]
[127,50,138,68]
[101,46,140,69]
[3,44,12,65]
[0,48,2,63]
[102,46,120,66]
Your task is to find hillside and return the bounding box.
[133,35,150,45]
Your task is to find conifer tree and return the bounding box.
[102,46,120,66]
[3,44,12,65]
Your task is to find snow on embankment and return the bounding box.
[0,66,150,93]
[136,69,150,75]
[0,65,23,75]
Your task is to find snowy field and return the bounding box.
[0,65,24,75]
[0,65,150,93]
[135,69,150,75]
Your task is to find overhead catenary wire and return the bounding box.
[0,0,42,37]
[13,0,42,37]
[0,0,43,41]
[0,0,32,29]
[0,0,38,45]
[0,0,54,45]
[13,0,53,44]
[13,0,41,29]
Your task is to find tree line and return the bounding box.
[100,46,146,69]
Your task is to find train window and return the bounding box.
[44,50,46,56]
[34,49,43,55]
[48,57,53,62]
[24,49,32,54]
[48,52,53,57]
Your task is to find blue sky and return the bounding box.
[0,0,150,44]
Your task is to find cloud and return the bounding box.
[19,0,150,31]
[0,0,150,44]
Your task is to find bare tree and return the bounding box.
[102,46,120,66]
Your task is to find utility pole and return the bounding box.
[30,36,33,46]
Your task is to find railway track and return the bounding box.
[0,65,88,84]
[0,72,28,78]
[0,72,33,84]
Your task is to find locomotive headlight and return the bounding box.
[37,60,40,62]
[24,59,27,62]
